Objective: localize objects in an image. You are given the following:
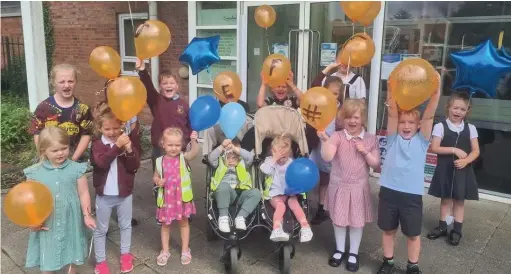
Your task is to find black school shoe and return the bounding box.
[426,226,447,239]
[406,264,422,274]
[328,250,345,267]
[311,210,328,225]
[449,230,462,246]
[377,260,395,274]
[346,253,359,272]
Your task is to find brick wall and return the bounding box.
[47,1,188,125]
[1,16,23,38]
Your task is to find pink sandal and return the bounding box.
[181,249,192,265]
[156,250,171,266]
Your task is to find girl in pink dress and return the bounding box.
[318,99,381,272]
[152,128,199,266]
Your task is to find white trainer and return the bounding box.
[234,216,247,230]
[218,216,230,233]
[300,227,313,243]
[270,226,290,242]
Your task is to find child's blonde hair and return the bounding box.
[398,109,421,122]
[271,133,293,156]
[337,99,368,126]
[160,127,184,147]
[49,64,79,92]
[93,103,121,136]
[38,127,70,162]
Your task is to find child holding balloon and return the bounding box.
[376,75,440,274]
[22,126,96,273]
[427,92,479,246]
[260,133,313,243]
[318,99,380,272]
[256,71,302,109]
[90,104,141,274]
[135,59,192,172]
[153,127,199,266]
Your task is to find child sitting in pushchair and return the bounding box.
[260,133,313,243]
[208,138,261,233]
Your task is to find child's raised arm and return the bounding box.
[386,80,399,136]
[136,58,159,107]
[256,72,268,108]
[184,131,200,161]
[420,73,441,140]
[286,71,303,101]
[259,156,277,176]
[319,131,338,162]
[207,145,224,168]
[237,148,254,167]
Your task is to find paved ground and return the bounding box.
[2,158,511,274]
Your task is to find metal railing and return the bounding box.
[1,36,27,94]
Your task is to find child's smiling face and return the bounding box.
[272,85,289,100]
[159,76,179,99]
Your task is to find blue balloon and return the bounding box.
[219,102,246,139]
[285,158,319,195]
[500,47,511,61]
[450,40,511,98]
[179,35,221,75]
[189,95,221,131]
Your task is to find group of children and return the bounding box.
[22,59,480,274]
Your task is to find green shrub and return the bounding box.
[1,95,32,150]
[1,55,28,95]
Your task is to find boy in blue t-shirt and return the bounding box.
[377,75,440,274]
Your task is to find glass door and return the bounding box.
[241,2,306,111]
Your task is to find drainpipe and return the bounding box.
[148,1,159,88]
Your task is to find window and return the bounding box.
[1,1,21,17]
[118,13,148,76]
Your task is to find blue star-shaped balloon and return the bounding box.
[500,47,511,61]
[450,40,511,98]
[179,35,221,75]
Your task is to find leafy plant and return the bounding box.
[43,2,55,73]
[1,95,32,150]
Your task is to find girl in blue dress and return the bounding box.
[23,126,96,273]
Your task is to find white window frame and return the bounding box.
[188,2,241,105]
[1,1,21,17]
[118,12,148,76]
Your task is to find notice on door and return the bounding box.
[320,43,337,67]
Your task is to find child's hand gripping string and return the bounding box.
[30,224,49,232]
[355,140,369,155]
[84,214,96,230]
[317,131,329,142]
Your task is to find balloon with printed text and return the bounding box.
[261,54,292,88]
[300,87,338,131]
[388,58,439,111]
[3,180,54,227]
[213,71,242,103]
[107,76,148,122]
[135,20,171,60]
[89,46,121,79]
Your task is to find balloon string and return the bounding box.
[206,67,219,98]
[498,30,504,49]
[352,22,355,36]
[128,1,135,33]
[461,34,465,51]
[265,27,271,56]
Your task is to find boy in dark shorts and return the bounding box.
[377,75,440,274]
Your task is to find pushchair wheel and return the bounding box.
[206,219,219,241]
[278,244,292,274]
[225,246,241,274]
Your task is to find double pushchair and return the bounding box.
[202,105,311,274]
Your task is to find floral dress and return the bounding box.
[156,156,196,225]
[23,160,89,272]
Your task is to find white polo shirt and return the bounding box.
[101,135,119,196]
[323,71,367,99]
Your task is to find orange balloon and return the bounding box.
[89,46,121,79]
[388,58,439,111]
[300,87,338,131]
[261,54,291,88]
[135,20,171,60]
[107,76,148,122]
[254,5,277,28]
[338,33,375,67]
[357,2,382,26]
[213,71,242,103]
[341,1,372,22]
[3,180,54,227]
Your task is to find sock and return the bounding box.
[218,208,229,217]
[318,204,325,212]
[439,220,447,230]
[348,227,363,263]
[237,208,250,218]
[384,256,394,265]
[333,225,346,259]
[407,260,419,269]
[453,221,463,234]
